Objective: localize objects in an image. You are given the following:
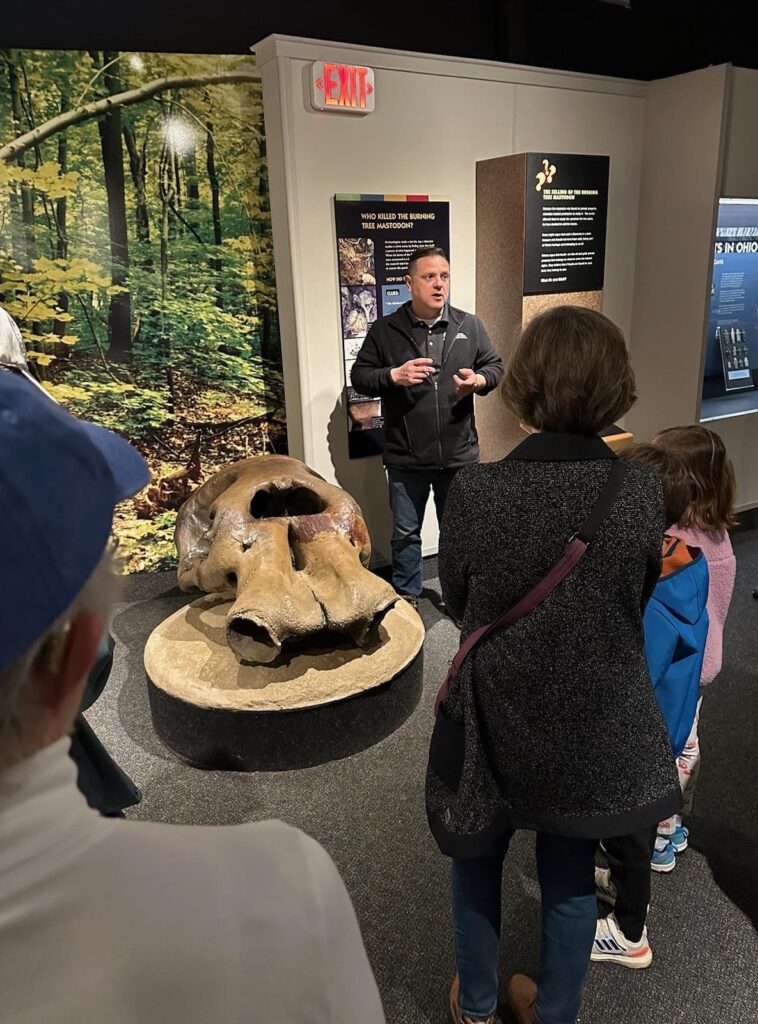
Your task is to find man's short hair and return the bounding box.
[502,305,637,434]
[620,443,692,527]
[407,247,448,275]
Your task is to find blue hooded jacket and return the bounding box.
[643,538,709,758]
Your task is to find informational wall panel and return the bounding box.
[334,194,449,459]
[523,153,609,296]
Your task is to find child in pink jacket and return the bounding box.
[652,426,737,868]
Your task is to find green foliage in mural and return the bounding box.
[0,49,285,572]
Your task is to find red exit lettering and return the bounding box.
[321,63,370,109]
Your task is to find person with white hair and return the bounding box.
[0,371,385,1023]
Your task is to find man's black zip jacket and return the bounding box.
[350,302,504,470]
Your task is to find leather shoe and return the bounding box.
[507,974,538,1024]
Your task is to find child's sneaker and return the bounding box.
[591,914,653,968]
[651,836,676,873]
[595,866,617,906]
[670,824,689,853]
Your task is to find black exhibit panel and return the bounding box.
[523,153,610,297]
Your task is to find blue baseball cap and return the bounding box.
[0,372,150,671]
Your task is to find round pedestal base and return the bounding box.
[145,595,424,770]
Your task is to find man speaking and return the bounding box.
[351,248,503,607]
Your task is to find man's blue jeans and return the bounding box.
[452,832,597,1024]
[387,467,458,597]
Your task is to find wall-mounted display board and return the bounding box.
[701,198,758,421]
[334,194,450,459]
[523,153,609,297]
[475,152,609,461]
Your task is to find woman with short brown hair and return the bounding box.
[427,306,680,1024]
[501,304,637,434]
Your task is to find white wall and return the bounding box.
[255,36,648,563]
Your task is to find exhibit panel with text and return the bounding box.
[523,153,609,297]
[701,198,758,422]
[334,195,450,459]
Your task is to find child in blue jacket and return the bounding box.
[591,443,709,969]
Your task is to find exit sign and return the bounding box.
[310,62,375,114]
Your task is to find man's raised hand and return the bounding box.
[453,367,485,396]
[391,358,435,386]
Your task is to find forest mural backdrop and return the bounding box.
[0,50,284,571]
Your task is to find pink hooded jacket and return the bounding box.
[668,525,736,685]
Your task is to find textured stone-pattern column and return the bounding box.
[476,154,603,462]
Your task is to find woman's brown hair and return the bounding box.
[502,305,637,434]
[653,425,737,530]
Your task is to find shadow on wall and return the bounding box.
[327,394,392,568]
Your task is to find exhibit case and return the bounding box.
[700,198,758,422]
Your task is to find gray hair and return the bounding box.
[0,552,119,769]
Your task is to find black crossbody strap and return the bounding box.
[574,459,626,542]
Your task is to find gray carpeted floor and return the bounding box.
[87,532,758,1024]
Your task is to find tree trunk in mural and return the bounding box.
[257,128,276,366]
[185,149,200,235]
[206,120,224,308]
[261,307,274,364]
[53,94,69,337]
[4,49,35,271]
[123,117,150,246]
[94,51,132,361]
[158,140,177,415]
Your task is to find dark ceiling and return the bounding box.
[3,0,756,81]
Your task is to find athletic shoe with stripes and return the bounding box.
[670,824,689,853]
[591,914,653,969]
[651,836,676,873]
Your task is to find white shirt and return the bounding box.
[0,739,385,1023]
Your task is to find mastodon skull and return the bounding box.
[175,455,399,663]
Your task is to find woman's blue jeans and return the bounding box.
[451,831,597,1024]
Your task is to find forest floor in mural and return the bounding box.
[0,49,286,572]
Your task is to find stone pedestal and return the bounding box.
[145,596,424,770]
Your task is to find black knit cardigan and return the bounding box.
[426,431,682,858]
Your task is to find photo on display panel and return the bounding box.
[343,336,366,362]
[338,237,376,286]
[347,400,382,432]
[341,285,378,337]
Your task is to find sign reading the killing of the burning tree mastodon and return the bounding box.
[523,153,609,297]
